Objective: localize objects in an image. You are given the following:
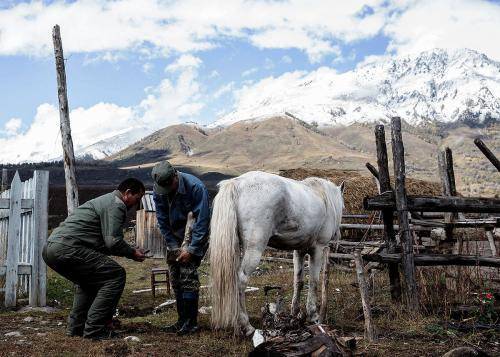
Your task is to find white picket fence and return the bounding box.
[0,170,49,307]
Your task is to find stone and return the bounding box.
[124,336,141,343]
[5,331,22,337]
[22,316,34,323]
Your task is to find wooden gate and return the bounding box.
[0,170,49,307]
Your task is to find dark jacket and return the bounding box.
[47,190,135,258]
[153,172,210,257]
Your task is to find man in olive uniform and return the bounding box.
[152,161,210,335]
[42,178,147,340]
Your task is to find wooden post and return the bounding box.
[474,138,500,172]
[438,149,457,242]
[319,245,330,323]
[30,171,49,306]
[374,124,401,302]
[5,172,22,307]
[52,24,79,216]
[486,230,497,257]
[354,250,376,342]
[1,168,7,192]
[390,117,419,312]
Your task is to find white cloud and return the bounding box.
[242,67,258,77]
[142,62,154,74]
[281,55,292,64]
[213,82,235,99]
[0,0,390,62]
[3,118,22,136]
[208,69,219,78]
[165,54,202,73]
[384,0,500,60]
[0,58,205,163]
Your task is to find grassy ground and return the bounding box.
[0,257,499,356]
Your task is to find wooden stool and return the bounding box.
[151,268,171,298]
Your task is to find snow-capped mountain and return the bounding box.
[213,48,500,128]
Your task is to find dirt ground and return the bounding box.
[1,257,499,357]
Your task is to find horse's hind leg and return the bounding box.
[291,250,306,316]
[306,245,324,323]
[238,238,267,336]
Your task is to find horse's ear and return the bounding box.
[339,181,345,194]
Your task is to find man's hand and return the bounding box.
[132,248,147,262]
[176,249,192,264]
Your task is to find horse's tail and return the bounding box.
[209,179,240,333]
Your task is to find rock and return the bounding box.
[36,333,47,337]
[57,322,63,326]
[5,331,22,337]
[124,336,141,343]
[40,320,49,325]
[22,316,34,323]
[442,346,487,357]
[198,306,212,315]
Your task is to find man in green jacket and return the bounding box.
[42,178,147,340]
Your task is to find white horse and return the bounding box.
[209,171,344,336]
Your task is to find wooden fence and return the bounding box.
[0,171,49,307]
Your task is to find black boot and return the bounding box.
[177,292,199,335]
[162,293,186,333]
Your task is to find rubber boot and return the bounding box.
[177,292,199,335]
[162,293,186,333]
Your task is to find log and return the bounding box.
[365,162,379,180]
[364,252,500,267]
[319,246,330,324]
[353,250,376,342]
[474,138,500,172]
[53,25,79,215]
[391,117,419,311]
[375,124,401,301]
[364,192,500,213]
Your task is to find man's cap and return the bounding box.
[151,161,176,194]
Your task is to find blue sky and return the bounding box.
[0,0,499,162]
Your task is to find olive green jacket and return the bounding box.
[48,190,135,258]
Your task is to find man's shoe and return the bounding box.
[161,294,186,333]
[84,329,119,341]
[177,293,199,336]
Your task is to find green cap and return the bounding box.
[151,161,177,194]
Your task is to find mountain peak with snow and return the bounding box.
[212,48,500,128]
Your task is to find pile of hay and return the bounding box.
[279,168,441,214]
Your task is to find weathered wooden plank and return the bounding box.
[0,198,34,210]
[364,192,500,213]
[53,25,79,215]
[374,124,401,302]
[5,172,22,307]
[485,230,497,257]
[364,252,500,267]
[354,250,376,342]
[30,171,49,306]
[474,137,500,172]
[0,263,32,276]
[1,168,7,192]
[391,117,418,311]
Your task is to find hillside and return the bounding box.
[109,116,499,195]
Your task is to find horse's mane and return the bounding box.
[302,177,344,223]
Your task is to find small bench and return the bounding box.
[151,267,171,298]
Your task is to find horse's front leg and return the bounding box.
[238,246,265,336]
[306,245,324,323]
[291,250,306,316]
